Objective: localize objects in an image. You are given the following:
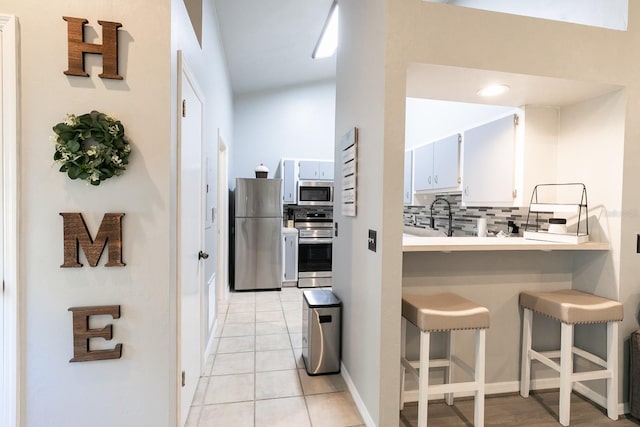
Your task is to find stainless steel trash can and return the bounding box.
[302,290,341,375]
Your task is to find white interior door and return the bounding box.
[0,29,5,427]
[1,14,18,427]
[178,53,205,427]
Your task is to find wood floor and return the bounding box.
[400,391,640,426]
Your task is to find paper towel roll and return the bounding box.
[477,218,487,237]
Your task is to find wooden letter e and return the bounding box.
[69,305,123,362]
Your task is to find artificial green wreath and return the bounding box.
[52,111,131,185]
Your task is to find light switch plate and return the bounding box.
[368,229,377,252]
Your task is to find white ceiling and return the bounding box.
[214,1,623,106]
[407,63,623,108]
[214,0,337,95]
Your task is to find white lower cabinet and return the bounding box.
[282,228,298,284]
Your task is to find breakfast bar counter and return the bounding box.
[402,234,609,252]
[400,233,613,391]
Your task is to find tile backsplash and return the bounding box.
[404,192,552,236]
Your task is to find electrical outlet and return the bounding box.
[368,229,377,252]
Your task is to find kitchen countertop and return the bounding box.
[402,234,610,252]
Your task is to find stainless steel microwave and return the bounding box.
[297,180,333,206]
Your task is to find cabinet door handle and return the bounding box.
[434,175,438,184]
[464,185,470,196]
[428,176,431,184]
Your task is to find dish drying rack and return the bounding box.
[524,183,589,244]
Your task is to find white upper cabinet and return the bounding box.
[462,114,517,206]
[433,134,460,189]
[298,160,334,180]
[413,134,460,192]
[318,161,334,180]
[404,150,413,204]
[281,159,297,204]
[413,144,434,191]
[298,160,319,179]
[462,107,558,207]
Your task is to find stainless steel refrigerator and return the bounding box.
[234,178,283,291]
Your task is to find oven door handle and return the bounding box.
[299,238,333,244]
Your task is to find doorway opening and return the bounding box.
[177,51,206,427]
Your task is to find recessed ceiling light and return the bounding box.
[312,1,339,59]
[477,84,510,97]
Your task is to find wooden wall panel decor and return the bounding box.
[60,212,125,268]
[62,16,123,80]
[68,305,122,362]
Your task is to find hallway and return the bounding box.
[186,287,364,426]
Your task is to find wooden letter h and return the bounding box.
[62,16,123,80]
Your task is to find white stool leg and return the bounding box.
[606,321,619,420]
[445,330,454,406]
[559,322,574,426]
[474,329,486,427]
[400,317,407,410]
[418,330,430,427]
[520,308,532,398]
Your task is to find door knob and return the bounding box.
[198,251,209,260]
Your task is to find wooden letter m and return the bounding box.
[60,212,125,268]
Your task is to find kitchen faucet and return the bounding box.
[429,197,453,237]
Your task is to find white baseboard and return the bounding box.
[204,318,219,362]
[341,362,376,427]
[403,377,626,417]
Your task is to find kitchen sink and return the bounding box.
[403,226,448,237]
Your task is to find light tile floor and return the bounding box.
[187,287,365,427]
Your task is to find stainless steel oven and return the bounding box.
[295,211,333,288]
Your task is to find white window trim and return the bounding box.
[1,13,20,427]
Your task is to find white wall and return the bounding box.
[557,90,625,270]
[5,0,233,425]
[444,0,628,30]
[10,2,173,425]
[332,0,391,425]
[232,79,336,182]
[556,90,628,396]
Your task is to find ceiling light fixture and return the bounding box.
[477,84,510,97]
[312,1,339,59]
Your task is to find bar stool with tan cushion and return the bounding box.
[519,289,623,426]
[400,293,490,427]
